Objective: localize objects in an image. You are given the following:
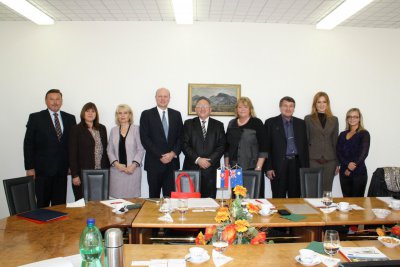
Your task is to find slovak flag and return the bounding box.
[216,168,230,188]
[230,168,243,188]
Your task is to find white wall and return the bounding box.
[1,21,399,219]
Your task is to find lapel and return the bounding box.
[153,107,168,142]
[44,110,60,141]
[275,116,287,144]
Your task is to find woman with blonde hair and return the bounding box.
[304,92,339,191]
[225,97,267,197]
[336,108,370,197]
[107,104,145,198]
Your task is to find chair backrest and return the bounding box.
[174,170,201,192]
[299,167,323,198]
[3,176,37,215]
[242,170,262,199]
[81,169,109,201]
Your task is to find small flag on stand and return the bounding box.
[216,167,230,189]
[230,167,243,187]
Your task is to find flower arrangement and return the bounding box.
[377,224,400,238]
[196,185,267,245]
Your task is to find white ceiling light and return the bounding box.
[172,0,193,24]
[0,0,54,25]
[316,0,373,30]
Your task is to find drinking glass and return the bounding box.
[177,199,188,221]
[322,191,333,209]
[323,230,340,266]
[212,229,228,257]
[159,197,171,215]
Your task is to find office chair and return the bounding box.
[242,170,262,198]
[81,169,109,201]
[174,170,201,193]
[299,167,323,198]
[3,176,37,215]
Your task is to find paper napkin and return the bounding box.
[212,249,233,267]
[158,213,173,222]
[280,213,306,222]
[306,241,326,255]
[66,198,85,208]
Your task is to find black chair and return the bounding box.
[242,170,262,198]
[299,167,323,198]
[174,170,201,192]
[81,169,109,201]
[3,176,37,215]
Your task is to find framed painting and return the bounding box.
[188,83,241,116]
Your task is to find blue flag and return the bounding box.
[230,168,243,188]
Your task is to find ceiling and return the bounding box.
[0,0,399,29]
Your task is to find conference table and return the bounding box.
[131,197,400,244]
[0,199,143,266]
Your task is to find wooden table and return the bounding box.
[123,241,400,267]
[0,199,143,267]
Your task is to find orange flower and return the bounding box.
[222,224,236,244]
[376,227,386,236]
[204,225,217,240]
[215,210,230,223]
[391,225,400,236]
[233,185,247,198]
[247,203,260,214]
[195,231,206,245]
[250,232,266,244]
[235,219,250,232]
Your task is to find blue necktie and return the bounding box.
[162,111,168,139]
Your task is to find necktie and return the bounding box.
[54,113,62,141]
[162,111,168,139]
[201,120,207,139]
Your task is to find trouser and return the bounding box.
[35,172,67,208]
[147,167,175,198]
[270,158,300,198]
[310,159,337,192]
[339,172,368,197]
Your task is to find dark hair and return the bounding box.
[279,96,295,107]
[80,102,99,129]
[45,89,62,98]
[196,96,211,106]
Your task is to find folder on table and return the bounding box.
[17,209,68,223]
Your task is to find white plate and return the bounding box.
[185,253,210,263]
[259,209,275,216]
[295,255,321,266]
[388,204,400,211]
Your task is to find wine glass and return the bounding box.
[177,199,188,221]
[323,230,340,266]
[212,229,228,258]
[322,191,333,210]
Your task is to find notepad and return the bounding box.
[17,209,68,223]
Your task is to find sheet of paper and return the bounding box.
[285,203,320,214]
[66,198,85,208]
[377,197,393,205]
[304,198,337,208]
[247,199,275,207]
[100,199,134,209]
[19,257,74,267]
[169,198,219,209]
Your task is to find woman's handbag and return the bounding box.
[171,172,201,199]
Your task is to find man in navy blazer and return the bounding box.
[264,96,309,198]
[140,88,183,198]
[182,97,226,198]
[23,89,76,208]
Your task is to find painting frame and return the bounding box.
[188,83,241,116]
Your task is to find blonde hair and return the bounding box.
[310,91,333,119]
[115,104,133,125]
[235,97,256,118]
[345,108,366,131]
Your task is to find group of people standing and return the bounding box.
[23,88,370,208]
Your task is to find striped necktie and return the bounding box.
[162,111,168,139]
[54,113,62,141]
[201,120,207,139]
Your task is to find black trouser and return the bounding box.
[270,157,300,198]
[200,168,217,198]
[340,172,368,197]
[35,172,67,208]
[72,182,83,201]
[147,167,175,198]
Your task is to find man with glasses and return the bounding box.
[182,97,226,198]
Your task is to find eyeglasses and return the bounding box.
[195,105,210,109]
[347,116,359,119]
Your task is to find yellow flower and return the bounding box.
[235,219,250,232]
[195,231,206,245]
[233,185,247,198]
[247,203,260,214]
[215,210,230,223]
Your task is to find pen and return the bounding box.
[255,199,263,204]
[111,202,122,205]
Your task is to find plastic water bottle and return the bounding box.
[79,218,103,267]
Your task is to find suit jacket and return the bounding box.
[182,117,226,171]
[24,109,76,176]
[69,122,109,178]
[304,115,338,161]
[139,107,183,172]
[264,115,309,172]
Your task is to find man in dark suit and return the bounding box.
[182,97,226,198]
[140,88,183,198]
[24,89,76,208]
[264,96,309,198]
